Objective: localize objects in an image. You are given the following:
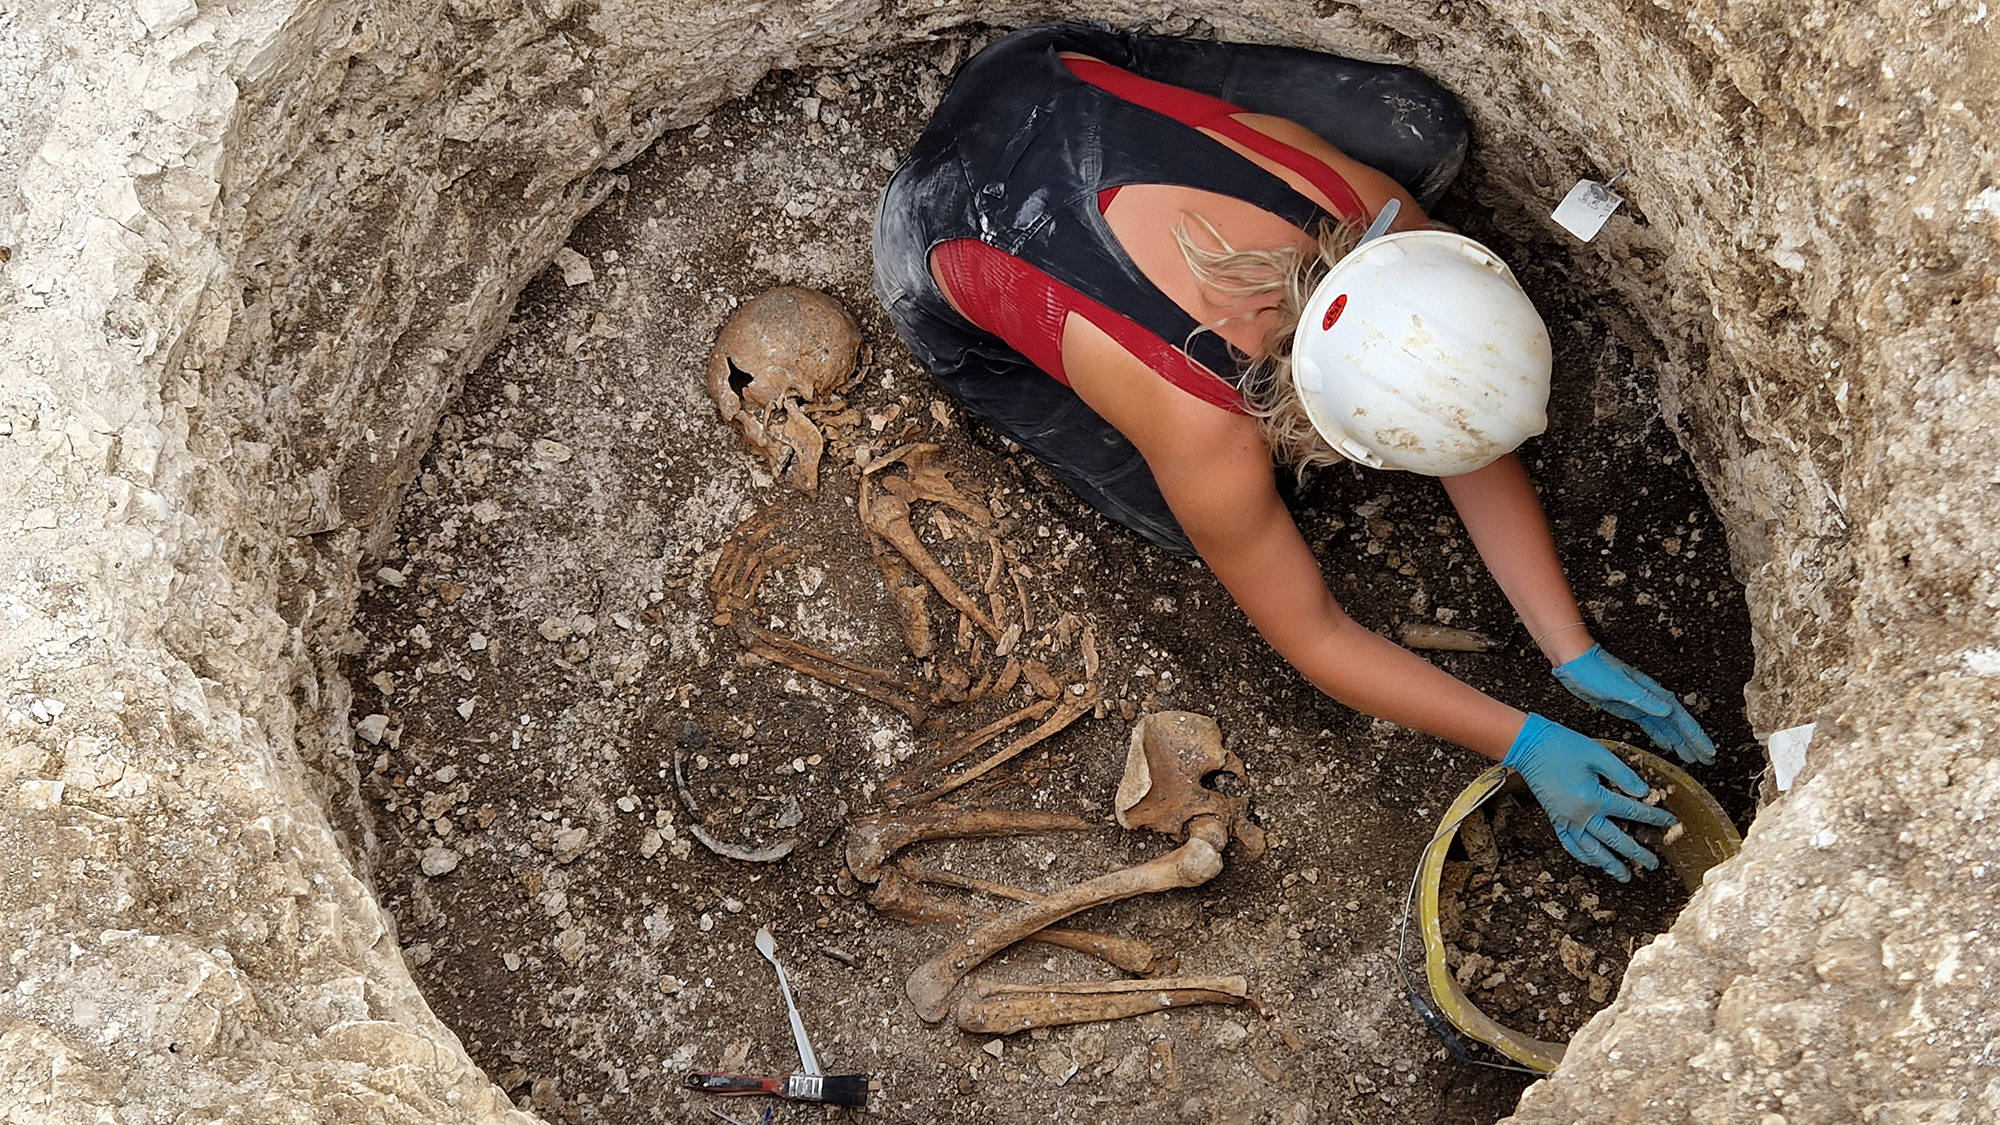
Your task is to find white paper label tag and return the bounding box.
[1551,179,1625,241]
[1768,722,1817,792]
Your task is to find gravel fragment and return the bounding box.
[552,827,590,863]
[419,846,461,877]
[555,247,595,286]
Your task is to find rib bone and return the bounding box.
[866,869,1154,972]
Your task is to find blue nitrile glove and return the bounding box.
[1553,644,1717,765]
[1502,714,1678,882]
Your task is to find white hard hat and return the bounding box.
[1290,230,1553,476]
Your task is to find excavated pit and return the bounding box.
[4,2,1997,1124]
[336,35,1756,1124]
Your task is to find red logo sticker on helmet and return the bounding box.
[1322,294,1348,331]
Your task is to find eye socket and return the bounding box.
[726,358,756,398]
[1322,294,1348,331]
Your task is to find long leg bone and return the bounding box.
[844,806,1092,884]
[954,976,1249,1035]
[892,860,1158,972]
[905,815,1229,1022]
[866,869,1154,972]
[895,857,1039,903]
[1024,931,1156,974]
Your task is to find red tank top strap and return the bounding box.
[931,238,1246,413]
[1062,57,1366,223]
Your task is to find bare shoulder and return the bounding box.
[1060,312,1295,556]
[1057,313,1263,469]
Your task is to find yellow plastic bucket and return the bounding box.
[1416,742,1742,1071]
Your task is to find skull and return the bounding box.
[706,286,859,496]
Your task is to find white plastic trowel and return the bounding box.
[1358,197,1401,245]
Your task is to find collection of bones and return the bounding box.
[701,288,1270,1033]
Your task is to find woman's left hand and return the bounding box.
[1554,645,1716,765]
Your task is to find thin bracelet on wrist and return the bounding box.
[1531,621,1588,647]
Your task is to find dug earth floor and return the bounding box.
[338,32,1758,1125]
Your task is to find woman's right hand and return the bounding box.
[1502,715,1678,882]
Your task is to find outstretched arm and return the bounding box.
[1440,454,1596,666]
[1444,454,1716,763]
[1060,294,1683,880]
[1062,315,1527,758]
[1159,415,1530,758]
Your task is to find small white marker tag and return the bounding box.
[1551,178,1625,241]
[1769,721,1817,792]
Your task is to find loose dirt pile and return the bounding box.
[341,31,1755,1125]
[1441,792,1689,1046]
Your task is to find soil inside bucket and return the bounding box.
[1439,792,1689,1043]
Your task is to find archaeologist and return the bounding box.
[873,22,1712,881]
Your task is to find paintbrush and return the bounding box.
[685,926,875,1108]
[682,1070,874,1107]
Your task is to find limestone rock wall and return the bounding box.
[2,0,1996,1120]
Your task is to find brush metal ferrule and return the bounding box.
[780,1073,825,1102]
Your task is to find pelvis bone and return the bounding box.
[706,286,858,495]
[1116,711,1267,858]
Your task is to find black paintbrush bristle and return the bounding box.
[779,1073,876,1107]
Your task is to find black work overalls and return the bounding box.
[873,22,1469,555]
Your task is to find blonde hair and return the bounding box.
[1173,214,1363,479]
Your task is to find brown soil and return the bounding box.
[335,26,1758,1125]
